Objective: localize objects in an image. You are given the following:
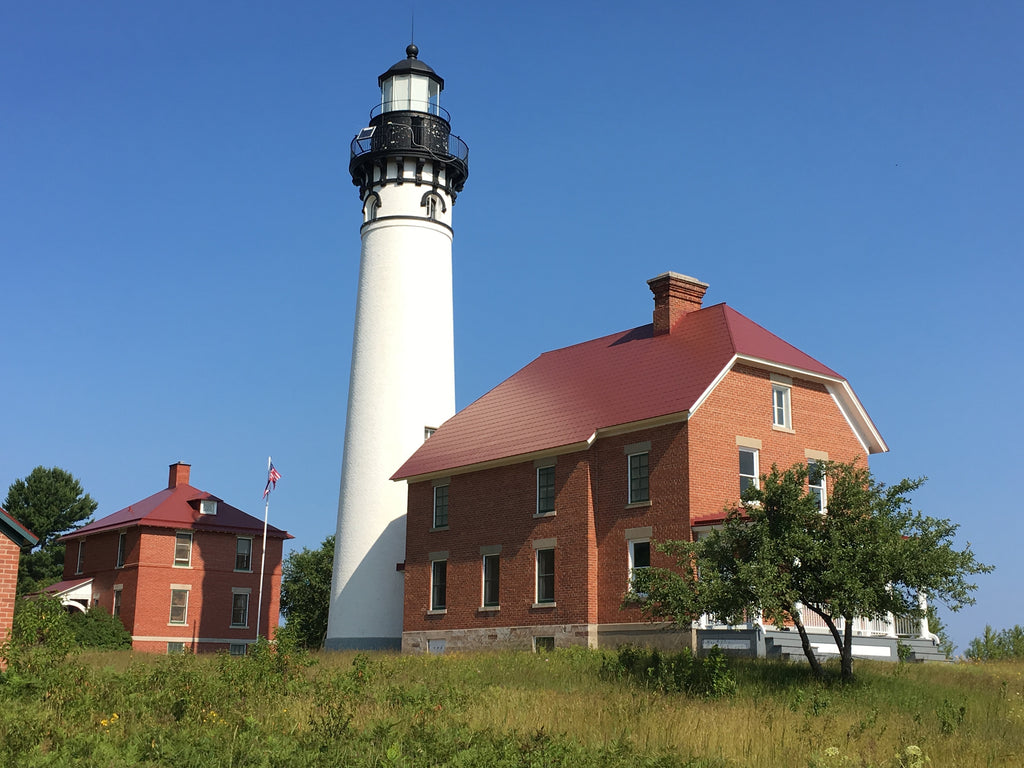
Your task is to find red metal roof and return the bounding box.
[394,303,862,480]
[62,483,291,541]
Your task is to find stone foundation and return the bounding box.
[402,622,694,654]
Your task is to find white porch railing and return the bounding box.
[698,602,929,640]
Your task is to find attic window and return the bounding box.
[200,499,218,515]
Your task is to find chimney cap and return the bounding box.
[646,271,708,291]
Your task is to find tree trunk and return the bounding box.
[841,616,854,682]
[792,613,825,679]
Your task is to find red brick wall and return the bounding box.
[403,448,598,632]
[63,526,283,653]
[687,364,866,522]
[402,363,872,640]
[0,535,21,651]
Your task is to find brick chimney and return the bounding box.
[168,462,191,489]
[648,272,709,335]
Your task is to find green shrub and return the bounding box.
[607,644,736,697]
[69,607,132,649]
[0,595,76,677]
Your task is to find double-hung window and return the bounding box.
[808,460,826,511]
[235,537,253,571]
[112,586,123,617]
[169,588,189,625]
[628,452,650,503]
[231,591,250,627]
[628,540,651,593]
[536,548,555,604]
[772,380,792,429]
[430,559,447,611]
[174,532,192,567]
[75,540,85,574]
[482,553,500,608]
[537,465,555,514]
[116,531,126,568]
[739,447,759,495]
[433,484,449,528]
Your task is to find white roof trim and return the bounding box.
[689,354,738,417]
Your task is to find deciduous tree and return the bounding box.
[3,466,97,595]
[635,461,991,681]
[279,534,334,649]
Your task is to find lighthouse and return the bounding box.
[326,46,469,650]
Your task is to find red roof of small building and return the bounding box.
[62,483,291,541]
[394,302,884,481]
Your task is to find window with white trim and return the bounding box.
[231,591,250,627]
[235,537,253,571]
[112,585,123,617]
[808,460,826,511]
[167,642,186,654]
[482,553,500,608]
[628,452,650,503]
[739,447,759,495]
[433,484,449,528]
[536,548,555,604]
[116,531,126,568]
[169,588,189,625]
[772,384,792,429]
[76,540,85,574]
[628,539,651,593]
[173,532,192,567]
[537,465,555,514]
[430,559,447,611]
[229,643,247,656]
[200,499,218,515]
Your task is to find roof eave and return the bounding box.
[393,411,692,483]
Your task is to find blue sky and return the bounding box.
[3,2,1021,653]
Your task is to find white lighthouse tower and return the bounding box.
[326,46,469,650]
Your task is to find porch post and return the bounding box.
[918,591,930,639]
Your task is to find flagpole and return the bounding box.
[256,456,271,643]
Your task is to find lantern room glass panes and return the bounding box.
[382,74,440,114]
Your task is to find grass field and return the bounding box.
[1,643,1021,767]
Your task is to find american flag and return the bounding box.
[263,462,282,498]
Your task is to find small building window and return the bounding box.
[167,642,186,654]
[200,499,218,515]
[430,559,447,611]
[536,548,555,604]
[116,531,126,568]
[433,484,449,529]
[424,426,437,440]
[628,452,650,503]
[739,448,759,495]
[772,384,792,429]
[235,537,253,572]
[231,592,250,628]
[112,586,123,617]
[482,553,500,608]
[174,532,193,567]
[229,643,247,656]
[808,460,826,511]
[76,540,86,575]
[628,540,651,593]
[537,465,555,514]
[169,588,189,625]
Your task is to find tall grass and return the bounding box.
[1,643,1021,767]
